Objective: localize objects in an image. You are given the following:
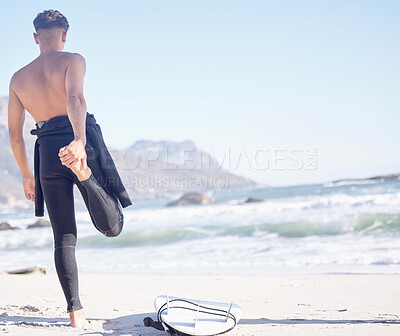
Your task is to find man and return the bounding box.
[8,10,132,328]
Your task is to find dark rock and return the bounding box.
[167,192,215,207]
[0,222,17,231]
[244,197,263,203]
[27,219,51,229]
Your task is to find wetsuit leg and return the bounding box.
[74,143,124,237]
[39,135,83,313]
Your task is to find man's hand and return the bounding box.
[22,174,35,202]
[58,138,87,169]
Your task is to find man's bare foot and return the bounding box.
[59,146,92,182]
[69,308,87,328]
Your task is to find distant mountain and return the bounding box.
[114,139,260,199]
[0,97,261,210]
[326,173,400,187]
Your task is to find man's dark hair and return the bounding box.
[33,10,69,32]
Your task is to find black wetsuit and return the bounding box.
[31,113,132,312]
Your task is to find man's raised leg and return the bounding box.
[59,145,124,237]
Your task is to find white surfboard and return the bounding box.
[154,295,242,336]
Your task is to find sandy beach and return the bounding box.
[0,271,399,335]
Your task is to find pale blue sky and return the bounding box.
[0,1,399,185]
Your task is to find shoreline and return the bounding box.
[3,265,400,277]
[1,272,400,335]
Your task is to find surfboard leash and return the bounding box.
[157,298,237,335]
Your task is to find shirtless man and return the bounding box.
[8,10,131,328]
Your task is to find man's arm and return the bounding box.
[59,53,88,169]
[8,77,35,201]
[65,53,87,143]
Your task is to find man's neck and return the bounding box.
[39,44,63,55]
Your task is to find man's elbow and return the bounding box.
[9,131,24,144]
[67,95,86,107]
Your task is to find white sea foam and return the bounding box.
[1,180,400,274]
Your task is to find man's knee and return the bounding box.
[104,217,123,237]
[54,232,77,248]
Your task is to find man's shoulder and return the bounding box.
[10,66,29,87]
[61,52,86,65]
[12,59,35,79]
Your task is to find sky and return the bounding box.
[0,0,399,186]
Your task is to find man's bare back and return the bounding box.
[11,51,82,122]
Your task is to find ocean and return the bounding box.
[1,179,400,274]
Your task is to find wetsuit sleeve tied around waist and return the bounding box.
[85,119,132,208]
[32,134,45,217]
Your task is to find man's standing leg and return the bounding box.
[39,136,87,328]
[41,176,82,312]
